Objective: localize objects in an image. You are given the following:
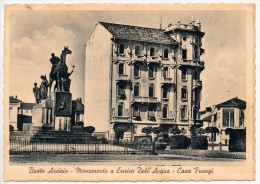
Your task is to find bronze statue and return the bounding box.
[40,75,49,100]
[62,66,75,92]
[33,83,40,104]
[49,47,72,94]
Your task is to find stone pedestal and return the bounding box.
[51,91,72,131]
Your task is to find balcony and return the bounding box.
[147,56,160,64]
[111,116,131,123]
[161,77,173,85]
[132,96,159,104]
[160,118,175,124]
[132,54,146,62]
[178,60,205,70]
[116,74,130,82]
[193,79,202,88]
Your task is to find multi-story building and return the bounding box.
[84,19,205,140]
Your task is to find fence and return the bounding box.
[9,140,155,155]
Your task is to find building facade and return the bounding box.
[201,97,246,143]
[85,19,205,140]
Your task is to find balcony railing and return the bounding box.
[161,77,173,84]
[116,74,129,81]
[111,116,131,123]
[147,56,160,64]
[160,118,175,124]
[193,79,202,88]
[132,96,158,103]
[178,60,205,69]
[132,55,146,62]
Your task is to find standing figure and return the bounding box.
[63,66,75,92]
[33,83,40,104]
[40,75,49,100]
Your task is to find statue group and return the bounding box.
[33,46,75,104]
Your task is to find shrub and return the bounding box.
[170,128,181,135]
[141,127,152,136]
[168,135,190,149]
[196,128,206,136]
[83,126,95,134]
[190,136,208,150]
[155,142,168,150]
[113,123,129,141]
[228,129,246,152]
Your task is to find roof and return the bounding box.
[216,97,246,109]
[20,103,36,109]
[99,21,178,45]
[9,96,22,103]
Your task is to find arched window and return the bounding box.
[150,47,155,56]
[119,44,124,54]
[135,46,140,55]
[163,49,169,59]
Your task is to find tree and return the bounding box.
[225,128,234,135]
[113,124,129,141]
[84,126,95,134]
[152,127,164,140]
[196,128,206,136]
[170,128,181,135]
[205,126,219,150]
[141,127,152,136]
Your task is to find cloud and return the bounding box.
[10,26,78,102]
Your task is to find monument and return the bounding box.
[31,46,74,131]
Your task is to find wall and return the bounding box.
[84,23,113,133]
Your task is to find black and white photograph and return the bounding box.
[2,3,255,181]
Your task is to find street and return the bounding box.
[10,153,245,166]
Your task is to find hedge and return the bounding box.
[168,135,190,149]
[190,136,208,150]
[228,129,246,152]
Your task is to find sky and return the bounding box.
[8,10,246,109]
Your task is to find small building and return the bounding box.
[71,98,84,127]
[201,97,246,143]
[9,96,36,131]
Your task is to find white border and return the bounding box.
[0,0,259,184]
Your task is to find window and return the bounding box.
[150,47,155,57]
[149,84,154,97]
[148,105,156,121]
[222,109,234,127]
[163,48,169,59]
[194,45,198,60]
[162,105,168,118]
[118,103,124,116]
[163,66,169,78]
[182,36,187,41]
[162,86,168,99]
[180,106,187,119]
[119,44,124,54]
[76,113,80,122]
[134,64,140,78]
[148,65,155,78]
[239,110,245,127]
[194,70,199,80]
[181,87,187,100]
[133,106,140,117]
[134,83,140,97]
[118,63,124,75]
[181,68,187,80]
[117,83,125,99]
[182,49,187,60]
[135,46,140,56]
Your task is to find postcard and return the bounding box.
[3,3,255,181]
